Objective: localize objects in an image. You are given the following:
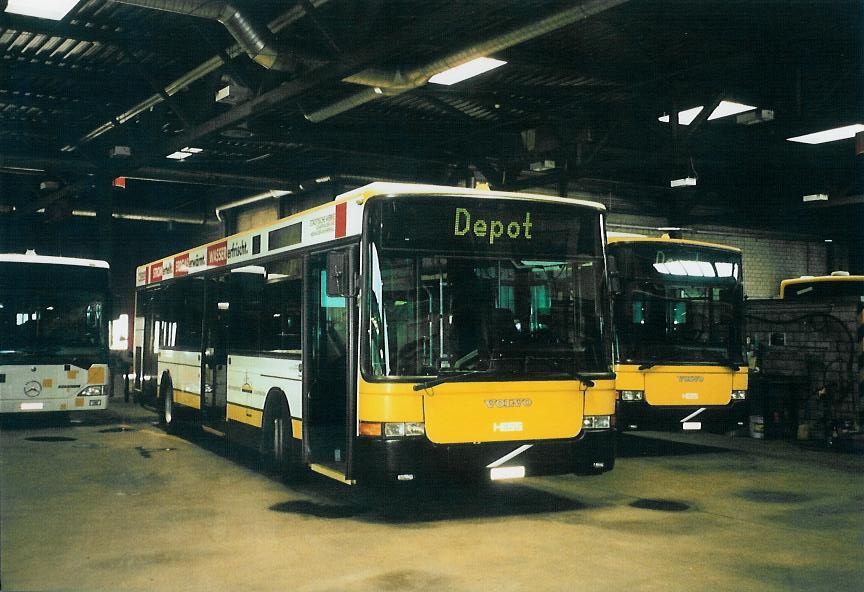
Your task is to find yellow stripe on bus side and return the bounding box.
[291,418,302,439]
[226,403,263,428]
[173,389,201,409]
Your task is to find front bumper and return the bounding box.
[0,395,109,414]
[352,430,616,484]
[617,399,747,431]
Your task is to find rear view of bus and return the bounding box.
[0,253,110,415]
[780,272,864,301]
[608,236,748,431]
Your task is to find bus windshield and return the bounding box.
[611,243,744,365]
[0,263,109,355]
[364,196,611,379]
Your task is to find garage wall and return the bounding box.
[686,228,830,299]
[235,201,280,232]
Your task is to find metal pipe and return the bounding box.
[111,0,322,71]
[80,1,328,145]
[67,208,217,225]
[214,189,291,221]
[307,0,629,122]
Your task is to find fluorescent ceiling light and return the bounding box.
[708,100,756,120]
[166,151,191,160]
[429,57,507,85]
[168,147,204,160]
[677,106,704,125]
[802,193,829,202]
[658,106,704,125]
[787,124,864,144]
[670,177,697,188]
[6,0,80,20]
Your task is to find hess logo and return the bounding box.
[485,398,532,408]
[678,376,704,383]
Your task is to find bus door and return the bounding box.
[137,290,158,405]
[202,276,229,432]
[304,250,355,478]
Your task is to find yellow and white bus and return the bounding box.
[607,235,748,431]
[132,182,617,485]
[0,252,111,415]
[780,272,864,301]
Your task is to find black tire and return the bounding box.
[260,394,302,482]
[159,376,181,435]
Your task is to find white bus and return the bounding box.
[0,252,111,415]
[132,182,617,485]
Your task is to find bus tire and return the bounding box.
[159,375,181,435]
[260,392,302,482]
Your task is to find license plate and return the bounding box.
[682,421,702,430]
[490,466,525,480]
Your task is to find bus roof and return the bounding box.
[136,182,606,288]
[0,252,109,269]
[336,182,607,211]
[779,274,864,297]
[606,235,741,253]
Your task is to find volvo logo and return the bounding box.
[485,398,532,408]
[678,376,704,383]
[24,381,42,398]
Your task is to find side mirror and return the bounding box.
[607,255,621,295]
[326,251,350,298]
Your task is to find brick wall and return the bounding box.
[746,300,861,431]
[689,228,829,298]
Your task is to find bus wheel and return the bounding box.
[159,378,181,435]
[260,395,301,482]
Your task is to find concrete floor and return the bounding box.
[1,399,862,592]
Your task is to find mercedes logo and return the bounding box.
[24,381,42,398]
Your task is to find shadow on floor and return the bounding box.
[617,433,732,458]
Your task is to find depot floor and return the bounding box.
[1,399,862,592]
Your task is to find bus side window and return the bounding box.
[263,257,303,354]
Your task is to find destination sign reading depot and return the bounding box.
[453,207,533,244]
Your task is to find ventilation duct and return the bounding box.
[111,0,320,71]
[305,0,629,122]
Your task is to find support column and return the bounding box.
[94,175,114,262]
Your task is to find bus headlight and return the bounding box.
[78,385,104,397]
[384,422,425,437]
[619,390,644,401]
[365,422,426,438]
[583,415,612,429]
[384,422,406,437]
[731,390,747,400]
[405,422,426,436]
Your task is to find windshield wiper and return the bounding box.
[566,371,595,387]
[413,369,508,391]
[412,368,595,390]
[638,359,741,371]
[711,359,741,371]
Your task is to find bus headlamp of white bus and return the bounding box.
[360,421,425,438]
[619,390,644,402]
[731,390,747,400]
[582,415,613,430]
[77,385,104,397]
